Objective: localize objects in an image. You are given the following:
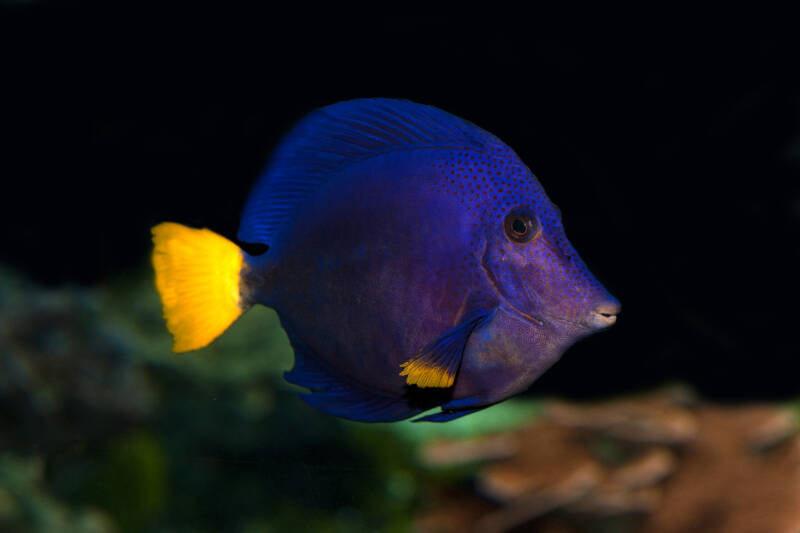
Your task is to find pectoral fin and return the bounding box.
[399,307,496,388]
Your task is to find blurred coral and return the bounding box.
[0,265,412,532]
[0,454,116,533]
[0,267,155,454]
[415,387,800,533]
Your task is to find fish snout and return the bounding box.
[585,298,621,329]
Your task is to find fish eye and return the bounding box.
[503,210,538,243]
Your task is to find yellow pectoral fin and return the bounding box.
[151,222,246,352]
[397,308,495,389]
[399,360,455,388]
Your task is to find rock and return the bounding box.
[642,406,800,533]
[477,422,604,504]
[419,434,519,468]
[603,447,677,490]
[546,393,698,445]
[414,389,800,533]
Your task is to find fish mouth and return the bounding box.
[587,310,617,328]
[500,304,596,343]
[498,292,598,333]
[583,299,621,330]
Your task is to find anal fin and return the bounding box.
[285,345,423,423]
[413,407,484,423]
[413,396,492,422]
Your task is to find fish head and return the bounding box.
[453,156,620,406]
[481,193,620,338]
[480,164,620,338]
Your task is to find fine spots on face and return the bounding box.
[422,141,607,314]
[424,144,547,237]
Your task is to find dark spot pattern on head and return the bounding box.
[422,135,608,323]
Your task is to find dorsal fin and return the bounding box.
[238,98,490,245]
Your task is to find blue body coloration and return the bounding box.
[238,99,619,422]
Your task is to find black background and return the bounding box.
[3,8,799,401]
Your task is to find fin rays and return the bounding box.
[284,334,425,422]
[399,307,496,389]
[151,223,246,352]
[237,98,489,245]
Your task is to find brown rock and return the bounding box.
[414,391,800,533]
[473,421,604,532]
[546,393,698,445]
[565,448,677,516]
[642,405,800,533]
[477,421,604,504]
[604,447,677,490]
[419,434,519,468]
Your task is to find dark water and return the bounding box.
[1,7,799,532]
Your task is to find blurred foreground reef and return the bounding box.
[2,264,800,533]
[0,264,536,532]
[415,387,800,533]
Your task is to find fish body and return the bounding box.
[152,99,619,422]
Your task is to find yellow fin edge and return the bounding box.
[399,360,455,388]
[151,222,245,353]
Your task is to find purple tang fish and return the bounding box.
[151,99,620,422]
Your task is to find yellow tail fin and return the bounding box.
[151,222,247,352]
